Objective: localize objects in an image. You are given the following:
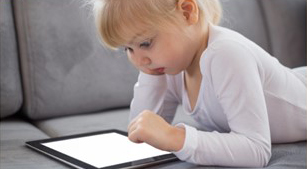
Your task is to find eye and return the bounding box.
[139,39,152,48]
[124,47,134,53]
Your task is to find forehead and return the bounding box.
[97,0,181,48]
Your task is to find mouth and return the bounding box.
[151,67,165,74]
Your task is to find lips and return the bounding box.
[152,67,165,73]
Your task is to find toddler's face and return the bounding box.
[123,27,199,75]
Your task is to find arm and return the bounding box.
[128,72,182,151]
[129,72,179,123]
[174,41,271,167]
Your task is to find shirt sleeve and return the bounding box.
[173,40,272,167]
[129,72,179,124]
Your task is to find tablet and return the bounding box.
[25,129,178,169]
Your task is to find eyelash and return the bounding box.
[124,47,133,52]
[124,38,154,52]
[139,39,152,48]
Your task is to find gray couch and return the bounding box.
[0,0,306,168]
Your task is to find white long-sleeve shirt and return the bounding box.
[130,25,307,167]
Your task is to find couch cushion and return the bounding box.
[34,108,130,137]
[220,0,270,53]
[13,0,138,120]
[261,0,306,68]
[34,106,201,138]
[0,117,67,169]
[34,109,306,169]
[0,0,23,118]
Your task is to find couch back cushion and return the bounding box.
[220,0,306,68]
[220,0,271,53]
[13,0,305,119]
[0,0,23,119]
[14,0,138,119]
[261,0,306,68]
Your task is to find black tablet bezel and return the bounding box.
[25,129,178,169]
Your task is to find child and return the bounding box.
[92,0,306,167]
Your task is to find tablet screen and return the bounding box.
[42,132,169,168]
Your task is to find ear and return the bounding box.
[177,0,199,25]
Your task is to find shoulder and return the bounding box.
[206,25,255,59]
[200,26,255,72]
[200,39,257,76]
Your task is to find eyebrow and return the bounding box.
[128,30,156,45]
[128,30,146,45]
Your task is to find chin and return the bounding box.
[165,70,182,75]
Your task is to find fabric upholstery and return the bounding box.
[261,0,306,68]
[13,0,138,119]
[34,108,130,137]
[34,107,306,169]
[220,0,270,53]
[34,109,306,169]
[1,0,305,168]
[0,0,23,118]
[151,142,307,169]
[0,117,67,169]
[34,106,198,138]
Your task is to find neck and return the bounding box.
[185,25,209,77]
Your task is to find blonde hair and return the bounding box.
[93,0,222,49]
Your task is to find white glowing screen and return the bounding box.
[43,132,169,168]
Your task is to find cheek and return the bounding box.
[152,37,188,66]
[127,52,139,66]
[153,48,176,64]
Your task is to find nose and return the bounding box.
[130,51,151,67]
[138,56,151,66]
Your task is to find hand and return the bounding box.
[127,110,185,151]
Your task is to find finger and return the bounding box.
[128,112,143,131]
[128,110,150,129]
[128,118,136,132]
[128,120,138,136]
[128,128,144,143]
